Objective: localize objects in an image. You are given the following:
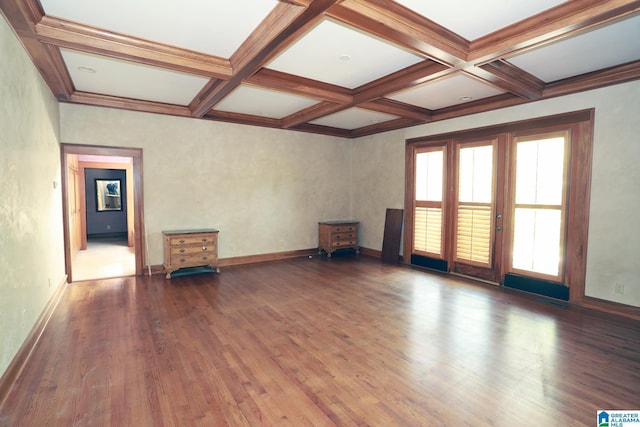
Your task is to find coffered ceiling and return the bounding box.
[2,0,639,138]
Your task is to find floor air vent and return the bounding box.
[504,273,569,301]
[411,254,448,272]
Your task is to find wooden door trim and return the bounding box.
[61,144,145,281]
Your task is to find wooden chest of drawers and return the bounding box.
[318,221,359,258]
[163,229,220,279]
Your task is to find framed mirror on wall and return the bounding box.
[95,178,122,211]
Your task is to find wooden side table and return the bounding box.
[163,229,219,278]
[318,221,359,257]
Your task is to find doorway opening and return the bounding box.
[73,234,135,281]
[61,144,145,282]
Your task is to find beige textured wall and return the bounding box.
[0,16,65,375]
[351,129,406,252]
[60,104,353,265]
[353,81,640,307]
[2,4,637,384]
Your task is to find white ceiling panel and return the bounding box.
[61,49,209,106]
[508,15,640,83]
[309,108,400,130]
[4,0,635,137]
[388,74,505,110]
[395,0,567,40]
[266,19,423,89]
[213,85,319,119]
[40,0,278,58]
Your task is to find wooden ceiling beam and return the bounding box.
[0,0,72,98]
[359,99,432,122]
[350,117,425,138]
[43,42,75,100]
[282,60,448,127]
[278,0,313,6]
[3,0,638,138]
[34,16,232,79]
[471,60,545,99]
[67,92,192,117]
[354,60,451,103]
[542,60,640,98]
[428,61,640,122]
[0,0,42,35]
[431,93,525,122]
[469,0,640,64]
[191,0,341,118]
[203,110,283,129]
[329,0,468,65]
[288,123,354,138]
[281,101,340,128]
[246,68,353,104]
[19,36,75,100]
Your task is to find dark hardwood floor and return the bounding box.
[1,255,638,426]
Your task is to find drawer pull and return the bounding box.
[179,249,185,253]
[179,239,185,244]
[202,246,207,251]
[202,256,208,260]
[202,238,208,242]
[179,258,185,263]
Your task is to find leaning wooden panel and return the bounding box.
[381,208,403,264]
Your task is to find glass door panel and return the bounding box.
[413,147,446,258]
[452,140,501,282]
[510,133,568,281]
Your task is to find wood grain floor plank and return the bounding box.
[0,256,638,426]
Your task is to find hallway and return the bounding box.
[72,236,135,281]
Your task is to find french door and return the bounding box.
[410,136,505,282]
[407,125,574,287]
[508,131,569,282]
[451,137,503,282]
